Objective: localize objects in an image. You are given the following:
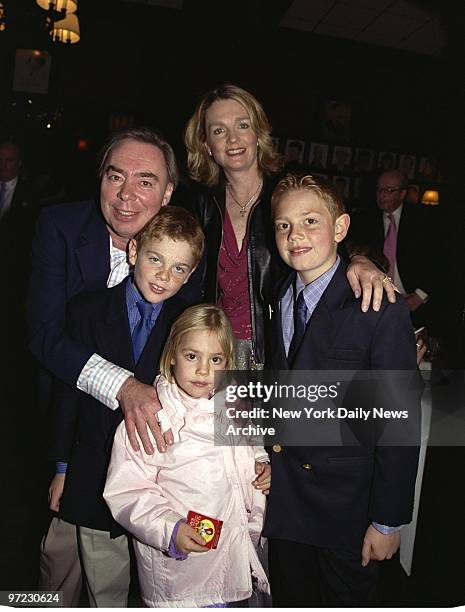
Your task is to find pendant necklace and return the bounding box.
[227,179,263,217]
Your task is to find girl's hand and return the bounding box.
[253,461,271,495]
[175,522,209,554]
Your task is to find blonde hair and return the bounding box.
[134,206,204,265]
[159,304,235,381]
[184,84,282,186]
[271,174,345,222]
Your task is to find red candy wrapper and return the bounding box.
[187,510,223,549]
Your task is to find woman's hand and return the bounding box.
[347,256,397,312]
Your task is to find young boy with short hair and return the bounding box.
[264,174,420,607]
[47,206,204,607]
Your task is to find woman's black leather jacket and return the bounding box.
[187,174,288,366]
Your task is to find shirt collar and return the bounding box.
[109,236,127,260]
[126,276,163,316]
[3,176,18,190]
[296,256,340,296]
[384,203,403,225]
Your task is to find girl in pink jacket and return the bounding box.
[104,304,270,607]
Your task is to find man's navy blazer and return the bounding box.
[52,279,187,533]
[28,200,111,387]
[349,202,435,299]
[263,260,420,551]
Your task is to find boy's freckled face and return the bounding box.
[128,237,197,304]
[171,329,226,399]
[274,191,349,285]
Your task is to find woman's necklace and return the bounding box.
[227,179,263,217]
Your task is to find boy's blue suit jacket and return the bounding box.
[50,278,187,534]
[263,260,421,551]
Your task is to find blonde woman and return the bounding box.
[184,84,395,370]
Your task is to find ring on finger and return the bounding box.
[382,275,393,284]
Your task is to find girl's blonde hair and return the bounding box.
[159,304,235,381]
[184,83,283,187]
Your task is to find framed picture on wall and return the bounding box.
[406,184,420,204]
[377,151,397,172]
[284,139,305,164]
[308,142,329,170]
[270,136,280,153]
[417,157,436,182]
[13,49,51,94]
[333,175,350,201]
[330,146,352,174]
[398,154,417,179]
[320,100,351,143]
[353,148,375,174]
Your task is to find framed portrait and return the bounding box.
[331,146,352,173]
[13,49,52,94]
[270,136,280,153]
[353,148,375,174]
[417,156,436,182]
[308,142,329,170]
[320,100,351,143]
[333,175,350,201]
[398,154,417,180]
[284,139,305,164]
[406,184,420,205]
[377,151,397,172]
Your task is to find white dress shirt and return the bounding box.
[76,237,133,410]
[0,176,18,220]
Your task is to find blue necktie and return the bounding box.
[132,300,154,364]
[288,290,308,364]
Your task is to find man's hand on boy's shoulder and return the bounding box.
[117,377,174,455]
[361,524,400,566]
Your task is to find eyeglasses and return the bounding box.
[376,186,405,195]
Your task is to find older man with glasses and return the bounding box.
[349,169,437,329]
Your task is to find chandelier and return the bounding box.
[0,0,80,44]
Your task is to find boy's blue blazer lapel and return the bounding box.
[271,274,294,369]
[95,278,188,385]
[275,262,353,370]
[135,297,187,383]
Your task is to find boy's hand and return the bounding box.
[48,473,66,512]
[361,525,400,566]
[117,377,174,455]
[253,461,271,495]
[175,522,210,555]
[347,255,397,312]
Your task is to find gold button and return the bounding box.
[302,463,312,470]
[272,444,282,453]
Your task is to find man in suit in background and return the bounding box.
[350,170,436,330]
